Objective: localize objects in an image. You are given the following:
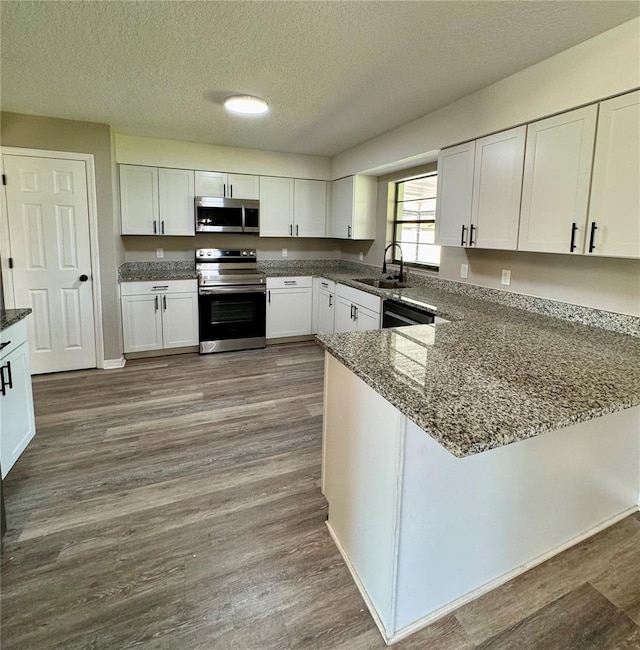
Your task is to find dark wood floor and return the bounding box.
[2,342,639,649]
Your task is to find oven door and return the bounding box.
[199,286,266,346]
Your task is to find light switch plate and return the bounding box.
[282,248,288,258]
[156,248,164,259]
[501,269,511,286]
[460,264,468,279]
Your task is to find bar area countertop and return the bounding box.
[0,309,32,332]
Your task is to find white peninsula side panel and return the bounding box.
[321,352,640,644]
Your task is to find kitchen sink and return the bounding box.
[355,278,407,289]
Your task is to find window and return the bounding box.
[392,173,440,270]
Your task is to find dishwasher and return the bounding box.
[382,297,436,327]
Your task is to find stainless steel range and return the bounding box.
[196,248,266,354]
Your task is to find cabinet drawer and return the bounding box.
[336,284,381,314]
[318,277,336,293]
[120,279,197,296]
[0,319,28,360]
[266,276,313,289]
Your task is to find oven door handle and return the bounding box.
[199,285,266,295]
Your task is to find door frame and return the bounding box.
[0,147,105,370]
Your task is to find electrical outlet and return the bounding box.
[282,248,288,258]
[460,264,468,279]
[156,248,164,259]
[359,252,364,261]
[501,269,511,286]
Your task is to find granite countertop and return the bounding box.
[0,308,32,332]
[119,261,197,282]
[316,308,640,459]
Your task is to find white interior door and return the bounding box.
[3,154,97,374]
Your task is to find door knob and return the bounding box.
[79,274,89,282]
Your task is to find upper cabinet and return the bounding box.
[435,127,526,250]
[259,177,327,238]
[120,165,194,236]
[328,175,377,240]
[587,91,640,258]
[518,105,598,254]
[195,171,259,199]
[434,142,475,247]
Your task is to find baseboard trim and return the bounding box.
[328,505,639,646]
[100,356,126,370]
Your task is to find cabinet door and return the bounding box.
[471,126,525,250]
[122,294,163,353]
[162,292,198,348]
[158,168,195,236]
[330,177,354,239]
[120,165,159,235]
[195,171,225,197]
[355,304,380,331]
[259,177,294,237]
[435,142,475,247]
[266,287,313,338]
[351,176,377,240]
[587,91,640,258]
[334,296,357,333]
[0,342,36,479]
[317,289,335,335]
[227,174,259,200]
[518,105,597,254]
[294,179,327,238]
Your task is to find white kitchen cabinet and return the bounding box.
[518,105,598,254]
[317,278,336,335]
[436,128,525,250]
[158,168,195,236]
[259,176,295,237]
[0,318,36,479]
[328,175,377,240]
[121,280,198,353]
[266,277,313,339]
[195,171,259,199]
[260,177,327,238]
[334,284,381,333]
[587,90,640,258]
[470,126,526,250]
[434,142,475,247]
[120,165,194,236]
[294,179,327,238]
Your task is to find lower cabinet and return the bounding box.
[121,280,198,353]
[317,278,336,335]
[266,277,313,339]
[334,284,381,333]
[0,318,36,479]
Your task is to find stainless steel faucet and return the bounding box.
[382,243,404,282]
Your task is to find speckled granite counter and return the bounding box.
[0,308,32,332]
[317,311,640,458]
[118,261,196,282]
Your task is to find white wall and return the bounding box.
[332,18,640,178]
[115,133,331,180]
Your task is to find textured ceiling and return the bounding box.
[1,1,639,157]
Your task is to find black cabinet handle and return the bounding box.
[350,304,354,319]
[229,185,233,198]
[163,295,167,311]
[347,225,352,238]
[153,220,157,234]
[469,224,476,247]
[588,222,598,253]
[155,296,159,311]
[0,341,10,352]
[461,224,467,246]
[329,294,333,308]
[161,221,165,235]
[223,183,226,198]
[570,222,578,252]
[79,274,88,282]
[0,361,12,397]
[268,290,271,304]
[289,224,293,236]
[296,224,299,237]
[354,306,358,320]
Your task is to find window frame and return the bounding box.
[392,172,440,272]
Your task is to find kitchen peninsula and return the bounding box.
[316,285,640,644]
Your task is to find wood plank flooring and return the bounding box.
[1,342,639,649]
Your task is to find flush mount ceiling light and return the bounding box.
[224,95,269,115]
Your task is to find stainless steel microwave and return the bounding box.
[195,197,259,234]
